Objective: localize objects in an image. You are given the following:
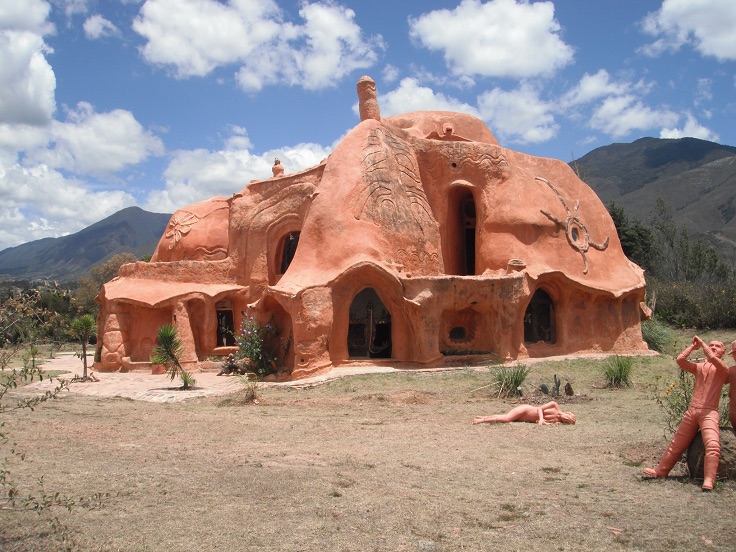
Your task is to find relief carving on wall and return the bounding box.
[165,210,199,250]
[396,248,440,272]
[536,177,609,275]
[354,127,437,236]
[453,143,509,176]
[424,142,510,183]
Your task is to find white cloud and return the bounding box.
[477,84,558,144]
[382,64,400,84]
[133,0,382,91]
[26,102,164,175]
[408,0,573,79]
[133,0,282,78]
[589,95,678,138]
[660,112,720,141]
[558,71,683,140]
[560,70,630,108]
[144,130,331,213]
[378,78,479,118]
[641,0,736,61]
[60,0,90,19]
[0,161,137,250]
[694,77,713,105]
[0,0,53,34]
[83,14,120,39]
[0,1,56,126]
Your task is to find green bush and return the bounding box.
[641,318,672,353]
[603,356,632,388]
[649,277,736,329]
[235,316,291,378]
[493,364,530,398]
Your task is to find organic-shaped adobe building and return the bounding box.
[95,76,650,379]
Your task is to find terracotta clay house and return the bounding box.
[95,76,650,379]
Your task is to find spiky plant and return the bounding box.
[603,355,633,388]
[151,324,194,390]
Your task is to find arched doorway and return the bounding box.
[524,289,556,344]
[216,300,236,347]
[347,288,392,359]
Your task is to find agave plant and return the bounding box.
[151,324,195,390]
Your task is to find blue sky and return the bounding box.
[1,0,735,252]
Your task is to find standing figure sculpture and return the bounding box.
[643,336,729,490]
[728,340,736,435]
[472,401,576,425]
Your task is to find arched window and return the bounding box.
[524,289,556,344]
[279,231,300,274]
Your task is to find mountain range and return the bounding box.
[1,136,735,282]
[0,207,171,282]
[574,137,736,264]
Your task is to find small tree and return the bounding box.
[150,324,195,390]
[70,315,95,379]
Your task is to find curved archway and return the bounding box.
[348,288,392,359]
[524,289,556,344]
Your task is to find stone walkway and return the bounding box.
[21,353,405,404]
[22,350,652,404]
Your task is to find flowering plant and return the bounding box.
[235,315,291,377]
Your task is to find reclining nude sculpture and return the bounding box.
[472,401,576,425]
[643,336,729,490]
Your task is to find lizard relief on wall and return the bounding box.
[536,177,609,275]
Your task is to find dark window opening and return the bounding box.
[449,326,467,341]
[461,196,476,276]
[280,231,300,274]
[348,288,392,359]
[524,289,556,344]
[216,309,236,347]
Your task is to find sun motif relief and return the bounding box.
[536,176,609,275]
[165,211,199,250]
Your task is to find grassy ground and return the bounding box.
[2,331,735,551]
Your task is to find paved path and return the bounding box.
[21,353,407,404]
[22,350,653,404]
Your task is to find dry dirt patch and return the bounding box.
[2,357,735,551]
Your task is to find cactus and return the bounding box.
[552,374,561,397]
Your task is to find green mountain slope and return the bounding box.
[0,207,171,281]
[573,137,736,262]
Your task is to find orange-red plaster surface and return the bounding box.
[95,76,649,380]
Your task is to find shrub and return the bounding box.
[238,373,261,404]
[648,277,736,329]
[603,355,632,388]
[641,318,672,353]
[235,316,291,378]
[493,364,530,398]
